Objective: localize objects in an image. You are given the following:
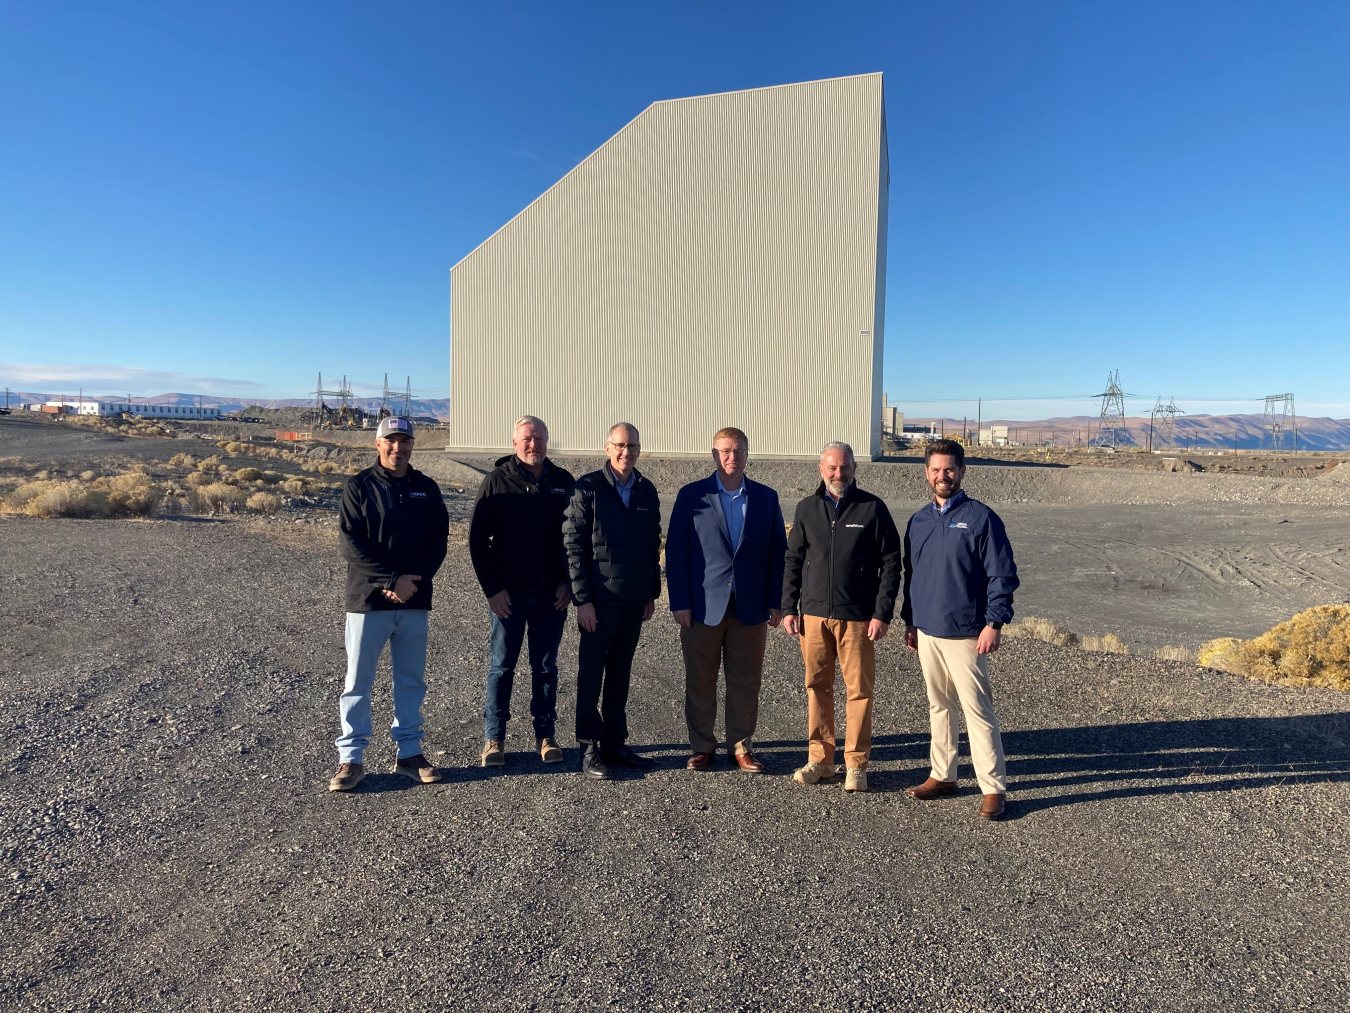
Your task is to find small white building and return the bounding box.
[45,399,221,419]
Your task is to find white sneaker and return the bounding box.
[793,760,837,785]
[844,768,868,792]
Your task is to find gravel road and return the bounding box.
[2,513,1347,1012]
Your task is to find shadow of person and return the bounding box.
[990,712,1350,819]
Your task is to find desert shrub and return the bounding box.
[35,470,49,481]
[1153,645,1196,663]
[317,461,338,475]
[168,453,196,467]
[261,470,283,484]
[1197,638,1244,674]
[185,471,212,487]
[79,470,96,481]
[246,491,281,514]
[1082,633,1131,655]
[1232,605,1350,690]
[197,455,221,470]
[0,472,161,518]
[234,467,263,482]
[224,441,246,456]
[217,464,231,475]
[1003,616,1079,648]
[282,478,306,496]
[128,463,149,475]
[193,482,246,513]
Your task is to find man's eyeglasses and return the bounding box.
[607,441,640,452]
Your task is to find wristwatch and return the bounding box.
[990,622,1004,630]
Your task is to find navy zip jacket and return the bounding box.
[900,491,1019,637]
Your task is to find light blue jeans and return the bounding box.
[336,609,430,764]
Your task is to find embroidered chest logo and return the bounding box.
[844,523,865,529]
[550,488,568,494]
[949,521,968,529]
[409,491,428,499]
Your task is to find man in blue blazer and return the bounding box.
[666,427,787,772]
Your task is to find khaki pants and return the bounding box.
[801,616,875,769]
[680,605,768,754]
[916,631,1007,794]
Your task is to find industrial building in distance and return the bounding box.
[449,73,889,458]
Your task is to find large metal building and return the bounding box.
[450,73,889,458]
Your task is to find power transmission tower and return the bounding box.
[1261,394,1296,451]
[400,377,413,419]
[379,373,392,420]
[1147,397,1182,452]
[309,372,346,429]
[1093,370,1129,449]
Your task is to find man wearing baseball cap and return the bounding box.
[329,415,450,792]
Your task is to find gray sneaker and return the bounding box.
[328,762,365,792]
[481,740,506,767]
[793,760,837,785]
[844,767,869,793]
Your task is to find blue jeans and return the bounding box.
[484,588,568,742]
[336,609,429,764]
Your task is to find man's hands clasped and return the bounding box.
[382,574,422,604]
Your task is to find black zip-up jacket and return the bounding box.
[468,455,576,599]
[562,464,662,606]
[781,481,902,623]
[339,464,449,613]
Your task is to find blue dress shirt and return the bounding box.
[613,468,635,507]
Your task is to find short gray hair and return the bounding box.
[513,415,548,440]
[820,441,854,463]
[607,422,639,444]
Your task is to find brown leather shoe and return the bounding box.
[686,752,714,771]
[978,793,1007,820]
[733,751,765,774]
[906,777,958,799]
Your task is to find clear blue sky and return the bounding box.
[1,1,1346,419]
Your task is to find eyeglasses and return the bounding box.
[608,442,640,452]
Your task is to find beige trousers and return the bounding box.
[801,616,875,769]
[916,631,1007,794]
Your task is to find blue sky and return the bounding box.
[1,1,1346,420]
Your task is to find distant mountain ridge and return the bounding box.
[3,391,452,419]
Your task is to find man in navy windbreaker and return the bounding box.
[900,439,1019,820]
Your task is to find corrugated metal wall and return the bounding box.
[450,74,888,458]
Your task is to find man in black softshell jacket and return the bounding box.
[468,415,576,769]
[781,442,901,793]
[562,423,662,780]
[330,417,449,793]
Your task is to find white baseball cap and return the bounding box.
[376,416,415,439]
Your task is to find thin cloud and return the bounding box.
[0,361,265,395]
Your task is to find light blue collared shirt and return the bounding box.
[933,489,968,515]
[612,467,636,507]
[719,480,747,551]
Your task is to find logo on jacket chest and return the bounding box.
[949,521,967,529]
[408,490,427,499]
[550,488,568,495]
[844,523,864,529]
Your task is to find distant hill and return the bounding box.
[904,413,1350,451]
[2,391,452,420]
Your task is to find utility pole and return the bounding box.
[977,399,981,447]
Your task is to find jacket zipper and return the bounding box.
[827,498,837,617]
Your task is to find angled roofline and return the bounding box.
[449,73,885,273]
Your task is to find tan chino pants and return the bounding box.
[801,616,875,769]
[680,604,768,755]
[916,631,1007,794]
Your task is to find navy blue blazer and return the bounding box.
[666,474,787,626]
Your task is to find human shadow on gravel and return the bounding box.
[993,712,1350,819]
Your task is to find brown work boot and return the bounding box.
[537,737,563,764]
[481,740,506,768]
[978,793,1007,820]
[906,777,958,799]
[328,762,365,792]
[394,754,442,784]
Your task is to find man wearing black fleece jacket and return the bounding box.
[330,416,449,792]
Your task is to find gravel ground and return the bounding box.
[2,514,1347,1012]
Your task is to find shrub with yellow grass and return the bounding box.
[1003,616,1079,648]
[191,482,246,513]
[1153,645,1196,663]
[185,471,213,488]
[1199,605,1350,691]
[0,472,162,518]
[79,470,97,481]
[281,478,306,496]
[246,491,281,514]
[197,455,221,470]
[168,453,196,467]
[233,467,263,482]
[1081,633,1131,655]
